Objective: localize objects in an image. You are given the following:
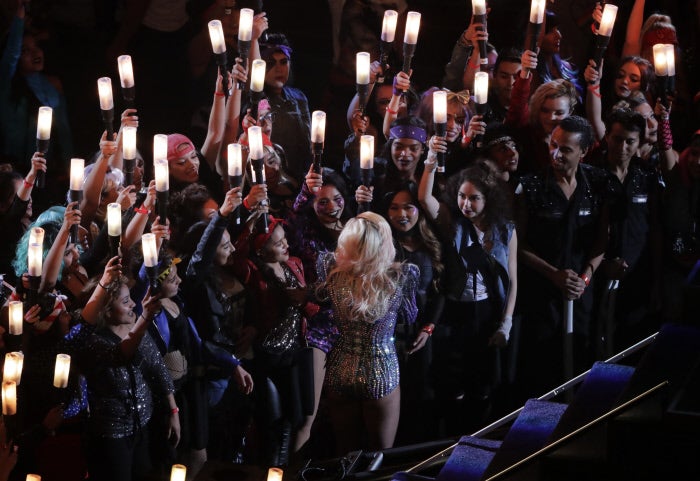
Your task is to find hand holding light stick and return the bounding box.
[117,55,135,109]
[97,77,115,139]
[107,202,122,257]
[402,11,421,74]
[122,126,137,188]
[378,10,398,83]
[433,90,447,173]
[356,52,371,116]
[69,158,84,245]
[35,106,52,188]
[591,4,618,72]
[228,143,243,224]
[311,110,326,174]
[208,20,229,100]
[142,233,159,292]
[237,8,254,89]
[360,135,374,212]
[525,0,546,53]
[249,59,266,121]
[473,72,489,149]
[154,158,169,224]
[248,126,268,233]
[471,0,488,70]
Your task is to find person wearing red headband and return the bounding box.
[231,212,319,467]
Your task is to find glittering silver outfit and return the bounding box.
[78,328,174,438]
[318,252,419,400]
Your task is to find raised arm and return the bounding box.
[383,70,411,139]
[120,287,161,359]
[40,201,81,292]
[219,59,247,177]
[583,59,606,141]
[621,0,646,58]
[80,132,117,230]
[200,73,229,171]
[123,180,156,251]
[81,256,122,325]
[17,153,47,203]
[418,136,446,221]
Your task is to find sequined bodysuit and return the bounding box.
[319,252,418,400]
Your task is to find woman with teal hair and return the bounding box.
[12,205,66,280]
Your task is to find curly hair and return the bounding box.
[322,212,403,323]
[12,206,65,279]
[444,163,512,230]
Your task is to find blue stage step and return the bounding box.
[435,436,501,481]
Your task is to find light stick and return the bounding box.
[122,126,137,187]
[525,0,546,53]
[2,381,16,415]
[142,233,159,292]
[107,202,122,257]
[228,143,243,224]
[356,52,371,116]
[311,110,326,174]
[8,301,22,336]
[378,10,398,83]
[433,90,447,173]
[249,59,266,120]
[154,158,169,223]
[237,8,254,89]
[473,72,489,148]
[248,126,268,233]
[170,465,187,481]
[69,158,84,245]
[402,11,421,74]
[3,352,24,385]
[360,135,374,212]
[117,55,135,108]
[267,468,283,481]
[208,20,229,100]
[53,354,71,388]
[35,106,52,188]
[472,0,488,69]
[591,4,618,72]
[97,77,115,138]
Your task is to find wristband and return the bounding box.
[134,206,149,215]
[243,196,252,210]
[98,282,107,290]
[658,116,673,151]
[23,179,33,188]
[214,92,225,97]
[171,407,179,414]
[386,106,398,115]
[580,273,591,287]
[421,325,434,336]
[587,84,601,98]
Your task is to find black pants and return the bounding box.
[85,429,151,481]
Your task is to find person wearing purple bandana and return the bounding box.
[354,116,428,213]
[242,33,312,186]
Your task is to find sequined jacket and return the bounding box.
[318,252,419,399]
[77,329,174,439]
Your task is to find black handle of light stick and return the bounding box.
[360,167,372,213]
[402,42,416,74]
[156,190,169,225]
[524,21,542,55]
[228,174,243,224]
[109,234,121,258]
[123,158,135,188]
[435,122,447,173]
[28,274,41,307]
[122,86,135,110]
[473,13,488,71]
[101,108,115,140]
[238,40,251,90]
[69,189,83,245]
[216,52,229,101]
[312,143,323,174]
[357,82,370,117]
[145,265,160,295]
[475,102,488,149]
[252,156,268,233]
[35,138,49,188]
[591,34,611,74]
[378,40,392,84]
[249,90,264,122]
